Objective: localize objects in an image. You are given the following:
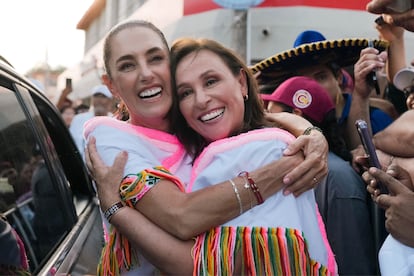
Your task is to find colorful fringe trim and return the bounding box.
[97,166,185,276]
[192,226,330,276]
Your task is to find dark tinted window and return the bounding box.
[0,85,69,272]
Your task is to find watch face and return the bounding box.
[213,0,265,9]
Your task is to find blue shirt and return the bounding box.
[338,93,393,134]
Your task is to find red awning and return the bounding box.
[184,0,367,15]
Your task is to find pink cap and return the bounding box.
[261,76,335,123]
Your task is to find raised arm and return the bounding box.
[348,47,387,148]
[366,0,414,32]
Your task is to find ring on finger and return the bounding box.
[312,176,318,183]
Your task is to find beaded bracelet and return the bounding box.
[229,179,243,215]
[303,126,323,135]
[238,171,264,205]
[103,201,125,222]
[239,177,254,209]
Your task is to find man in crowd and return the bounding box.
[251,30,393,274]
[251,30,393,151]
[359,0,414,274]
[69,84,113,156]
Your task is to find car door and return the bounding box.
[0,65,103,275]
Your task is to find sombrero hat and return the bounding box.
[251,35,389,86]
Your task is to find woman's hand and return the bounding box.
[85,136,128,211]
[282,130,329,196]
[264,112,328,196]
[366,0,414,32]
[265,112,312,137]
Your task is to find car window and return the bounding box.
[0,85,71,273]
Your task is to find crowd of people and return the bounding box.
[3,0,409,275]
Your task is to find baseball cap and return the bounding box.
[261,76,335,123]
[92,84,112,98]
[393,67,414,92]
[293,30,327,47]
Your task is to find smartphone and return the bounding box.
[66,78,72,88]
[367,40,381,96]
[374,15,386,26]
[355,119,388,194]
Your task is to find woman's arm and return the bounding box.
[373,109,414,157]
[264,112,329,196]
[86,136,306,240]
[87,149,194,274]
[108,207,194,274]
[264,111,312,137]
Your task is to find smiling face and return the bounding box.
[175,50,246,142]
[103,25,172,131]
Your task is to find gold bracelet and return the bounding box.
[303,126,323,135]
[238,175,254,210]
[229,179,243,215]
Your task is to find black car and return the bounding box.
[0,56,103,275]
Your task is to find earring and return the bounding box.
[243,94,249,101]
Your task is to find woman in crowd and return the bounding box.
[84,20,332,275]
[171,37,335,274]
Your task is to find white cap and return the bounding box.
[92,84,112,98]
[393,67,414,92]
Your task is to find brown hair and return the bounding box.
[170,38,269,159]
[102,20,169,120]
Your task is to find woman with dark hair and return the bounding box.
[84,20,332,275]
[168,38,336,275]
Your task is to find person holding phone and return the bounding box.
[262,76,377,275]
[352,2,414,169]
[56,78,73,111]
[367,0,414,32]
[362,164,414,275]
[251,30,394,151]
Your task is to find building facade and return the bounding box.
[59,0,414,100]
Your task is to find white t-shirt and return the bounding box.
[84,116,191,275]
